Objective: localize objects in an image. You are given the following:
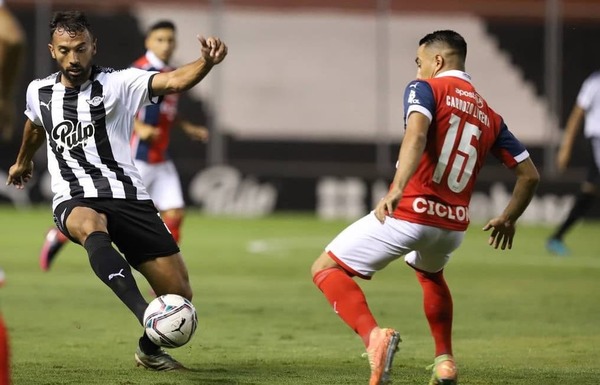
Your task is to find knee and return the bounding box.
[67,209,107,244]
[311,251,338,278]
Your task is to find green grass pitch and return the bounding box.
[1,206,599,384]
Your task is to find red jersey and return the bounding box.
[130,51,180,163]
[394,70,529,231]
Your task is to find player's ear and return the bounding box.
[435,54,443,69]
[92,38,97,55]
[48,43,56,59]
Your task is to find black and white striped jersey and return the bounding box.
[25,66,160,210]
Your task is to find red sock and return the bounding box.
[163,216,183,243]
[415,269,453,356]
[0,315,10,385]
[313,268,377,347]
[57,230,68,243]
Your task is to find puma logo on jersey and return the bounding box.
[108,269,125,281]
[86,95,105,107]
[408,89,420,104]
[40,100,52,110]
[51,120,96,153]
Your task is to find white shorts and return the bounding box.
[325,212,465,278]
[134,159,184,211]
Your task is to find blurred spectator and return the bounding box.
[0,0,25,142]
[0,1,24,383]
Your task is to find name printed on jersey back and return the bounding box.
[446,88,490,127]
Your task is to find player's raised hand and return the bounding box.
[482,216,516,250]
[6,161,34,189]
[199,36,227,65]
[374,188,402,224]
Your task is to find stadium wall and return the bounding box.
[1,4,599,223]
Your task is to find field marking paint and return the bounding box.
[247,236,331,256]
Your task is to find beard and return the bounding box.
[61,64,91,87]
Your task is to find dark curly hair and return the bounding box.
[49,11,93,39]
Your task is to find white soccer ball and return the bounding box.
[143,294,198,348]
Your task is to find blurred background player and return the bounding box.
[0,0,24,383]
[310,30,539,385]
[39,20,209,270]
[546,71,600,256]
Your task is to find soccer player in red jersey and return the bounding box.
[130,20,209,244]
[311,30,540,385]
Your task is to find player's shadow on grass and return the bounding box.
[180,363,366,385]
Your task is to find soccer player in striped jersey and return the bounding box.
[39,20,209,270]
[6,11,226,371]
[310,30,539,385]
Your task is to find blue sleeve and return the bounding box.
[491,120,530,167]
[403,80,435,126]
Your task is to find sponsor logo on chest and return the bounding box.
[51,120,96,153]
[412,197,469,222]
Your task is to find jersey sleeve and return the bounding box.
[403,80,435,126]
[576,73,600,111]
[491,120,530,168]
[113,68,161,113]
[24,81,42,126]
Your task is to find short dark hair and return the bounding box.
[49,11,92,39]
[147,20,176,37]
[419,30,467,62]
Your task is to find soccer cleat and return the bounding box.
[39,228,67,271]
[134,346,185,371]
[546,238,569,257]
[365,327,401,385]
[428,354,457,385]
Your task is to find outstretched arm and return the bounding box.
[6,119,46,189]
[150,36,227,96]
[483,157,540,249]
[374,111,429,223]
[556,104,585,173]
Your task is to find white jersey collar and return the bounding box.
[434,70,472,84]
[145,50,169,70]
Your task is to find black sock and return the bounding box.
[139,331,161,354]
[552,192,595,240]
[84,231,148,324]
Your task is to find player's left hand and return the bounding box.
[482,216,515,250]
[199,36,227,66]
[374,189,402,224]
